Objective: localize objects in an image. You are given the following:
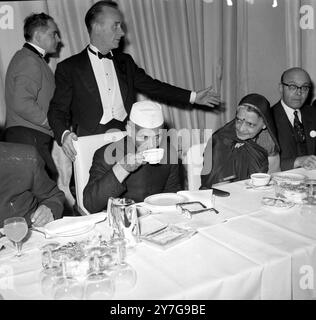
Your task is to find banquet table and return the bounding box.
[0,168,316,300]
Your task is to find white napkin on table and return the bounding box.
[36,212,107,236]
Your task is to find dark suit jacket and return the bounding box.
[48,48,191,145]
[0,142,64,227]
[272,101,316,170]
[83,137,181,213]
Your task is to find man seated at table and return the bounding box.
[200,93,280,187]
[0,142,65,227]
[272,67,316,171]
[83,100,181,213]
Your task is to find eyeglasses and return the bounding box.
[282,82,311,93]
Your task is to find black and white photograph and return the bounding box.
[0,0,316,305]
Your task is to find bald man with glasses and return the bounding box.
[272,67,316,171]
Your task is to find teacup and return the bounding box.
[142,148,164,164]
[250,173,271,187]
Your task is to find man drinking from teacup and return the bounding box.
[83,100,180,213]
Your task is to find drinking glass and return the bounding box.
[84,251,115,300]
[109,238,137,293]
[3,217,28,257]
[300,179,316,217]
[40,242,61,297]
[40,266,61,297]
[53,258,84,300]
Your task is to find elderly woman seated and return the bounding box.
[201,93,280,188]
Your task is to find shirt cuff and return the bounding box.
[189,91,197,104]
[61,130,71,144]
[112,163,130,183]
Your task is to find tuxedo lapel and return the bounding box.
[76,49,103,110]
[275,102,297,153]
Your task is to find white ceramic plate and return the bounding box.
[245,180,274,190]
[144,193,188,209]
[44,220,95,237]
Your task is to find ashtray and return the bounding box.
[140,225,197,249]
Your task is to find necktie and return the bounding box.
[88,47,113,60]
[293,110,306,143]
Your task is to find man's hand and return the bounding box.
[119,152,144,173]
[294,155,316,170]
[195,86,221,107]
[31,205,54,227]
[62,132,78,162]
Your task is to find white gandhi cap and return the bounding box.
[129,100,164,129]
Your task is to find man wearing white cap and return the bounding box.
[83,100,180,213]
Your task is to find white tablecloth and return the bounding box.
[1,169,316,300]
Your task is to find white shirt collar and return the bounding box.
[281,99,302,125]
[26,42,46,57]
[88,44,112,56]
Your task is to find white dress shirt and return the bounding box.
[281,100,302,126]
[88,44,127,124]
[26,42,46,57]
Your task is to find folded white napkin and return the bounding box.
[38,212,107,236]
[177,190,213,208]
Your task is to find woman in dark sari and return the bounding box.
[201,93,280,188]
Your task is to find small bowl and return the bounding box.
[250,173,271,187]
[272,172,307,203]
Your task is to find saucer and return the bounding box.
[245,180,274,190]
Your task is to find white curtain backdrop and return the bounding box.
[0,0,249,135]
[0,0,315,197]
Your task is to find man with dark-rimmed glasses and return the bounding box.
[272,67,316,171]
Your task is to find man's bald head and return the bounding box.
[279,67,312,110]
[281,67,311,84]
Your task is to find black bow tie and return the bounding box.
[23,43,44,59]
[88,47,113,60]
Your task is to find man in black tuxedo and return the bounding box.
[48,1,220,162]
[272,67,316,171]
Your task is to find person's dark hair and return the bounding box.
[85,1,118,34]
[280,70,286,83]
[24,12,54,41]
